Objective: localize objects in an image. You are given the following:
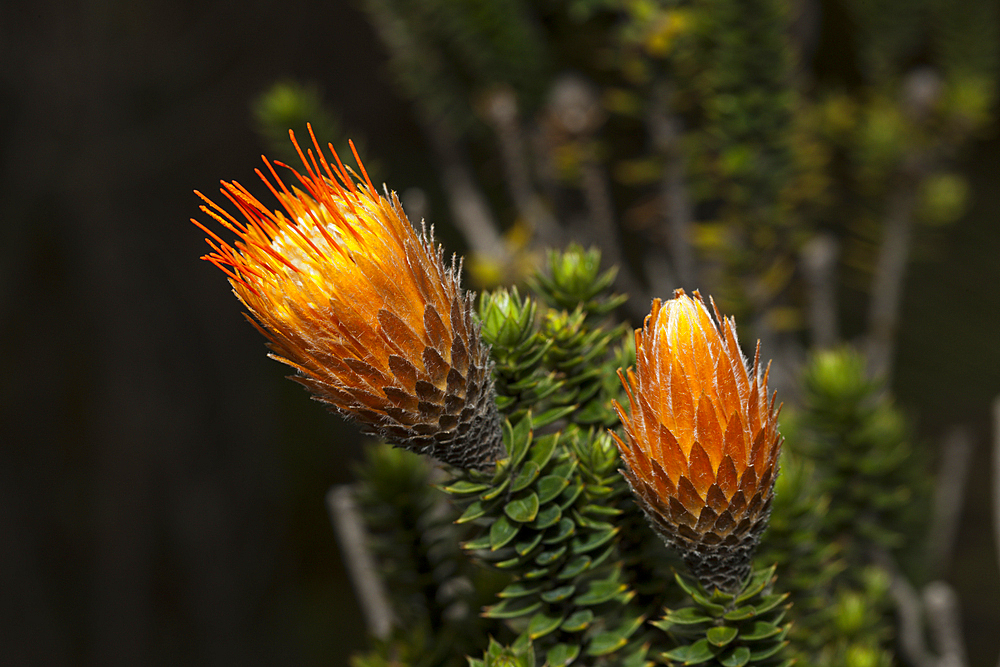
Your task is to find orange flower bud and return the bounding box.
[612,289,782,591]
[193,129,503,469]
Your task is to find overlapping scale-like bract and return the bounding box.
[612,289,782,591]
[193,130,503,469]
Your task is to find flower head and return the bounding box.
[612,289,782,591]
[193,128,503,469]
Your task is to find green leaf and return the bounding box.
[550,459,578,480]
[523,566,552,580]
[528,433,560,469]
[557,555,591,579]
[515,530,545,556]
[661,607,714,626]
[542,518,575,543]
[490,515,520,550]
[536,476,570,504]
[749,641,788,661]
[707,626,738,647]
[481,474,511,501]
[528,611,565,639]
[495,554,526,569]
[506,493,541,523]
[588,544,616,570]
[674,573,701,598]
[531,504,562,530]
[572,510,614,530]
[535,545,567,565]
[585,631,627,656]
[483,597,542,619]
[560,609,594,632]
[585,484,614,498]
[723,606,757,621]
[580,503,622,517]
[443,480,491,495]
[533,405,578,429]
[511,461,541,493]
[719,646,751,667]
[506,416,533,469]
[736,566,774,603]
[462,534,493,551]
[540,584,575,602]
[662,639,715,665]
[570,526,618,553]
[573,579,627,606]
[499,581,543,598]
[558,482,584,509]
[456,499,491,523]
[739,621,781,641]
[546,644,579,667]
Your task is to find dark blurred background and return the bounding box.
[2,0,999,665]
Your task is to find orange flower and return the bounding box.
[193,128,503,469]
[612,289,782,591]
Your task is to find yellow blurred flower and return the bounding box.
[193,128,503,469]
[612,289,782,591]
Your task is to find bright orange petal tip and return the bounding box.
[194,126,504,470]
[613,288,782,592]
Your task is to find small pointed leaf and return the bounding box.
[573,580,627,606]
[719,646,751,667]
[707,626,739,647]
[540,584,575,603]
[536,476,570,504]
[660,607,714,626]
[560,609,594,632]
[506,493,540,523]
[490,515,520,550]
[585,632,627,656]
[515,530,544,556]
[533,405,577,429]
[499,581,543,598]
[546,644,579,667]
[558,555,591,579]
[749,641,788,661]
[528,611,565,639]
[739,621,781,641]
[443,480,491,495]
[456,500,490,524]
[482,597,542,619]
[511,461,541,492]
[662,639,715,665]
[542,517,575,543]
[535,545,567,566]
[531,504,562,530]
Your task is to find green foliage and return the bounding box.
[481,247,629,427]
[651,567,792,667]
[469,635,536,667]
[529,245,627,320]
[753,348,930,667]
[442,414,646,662]
[352,444,502,667]
[253,81,362,168]
[311,0,990,659]
[798,348,929,554]
[358,0,550,131]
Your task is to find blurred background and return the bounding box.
[2,0,999,665]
